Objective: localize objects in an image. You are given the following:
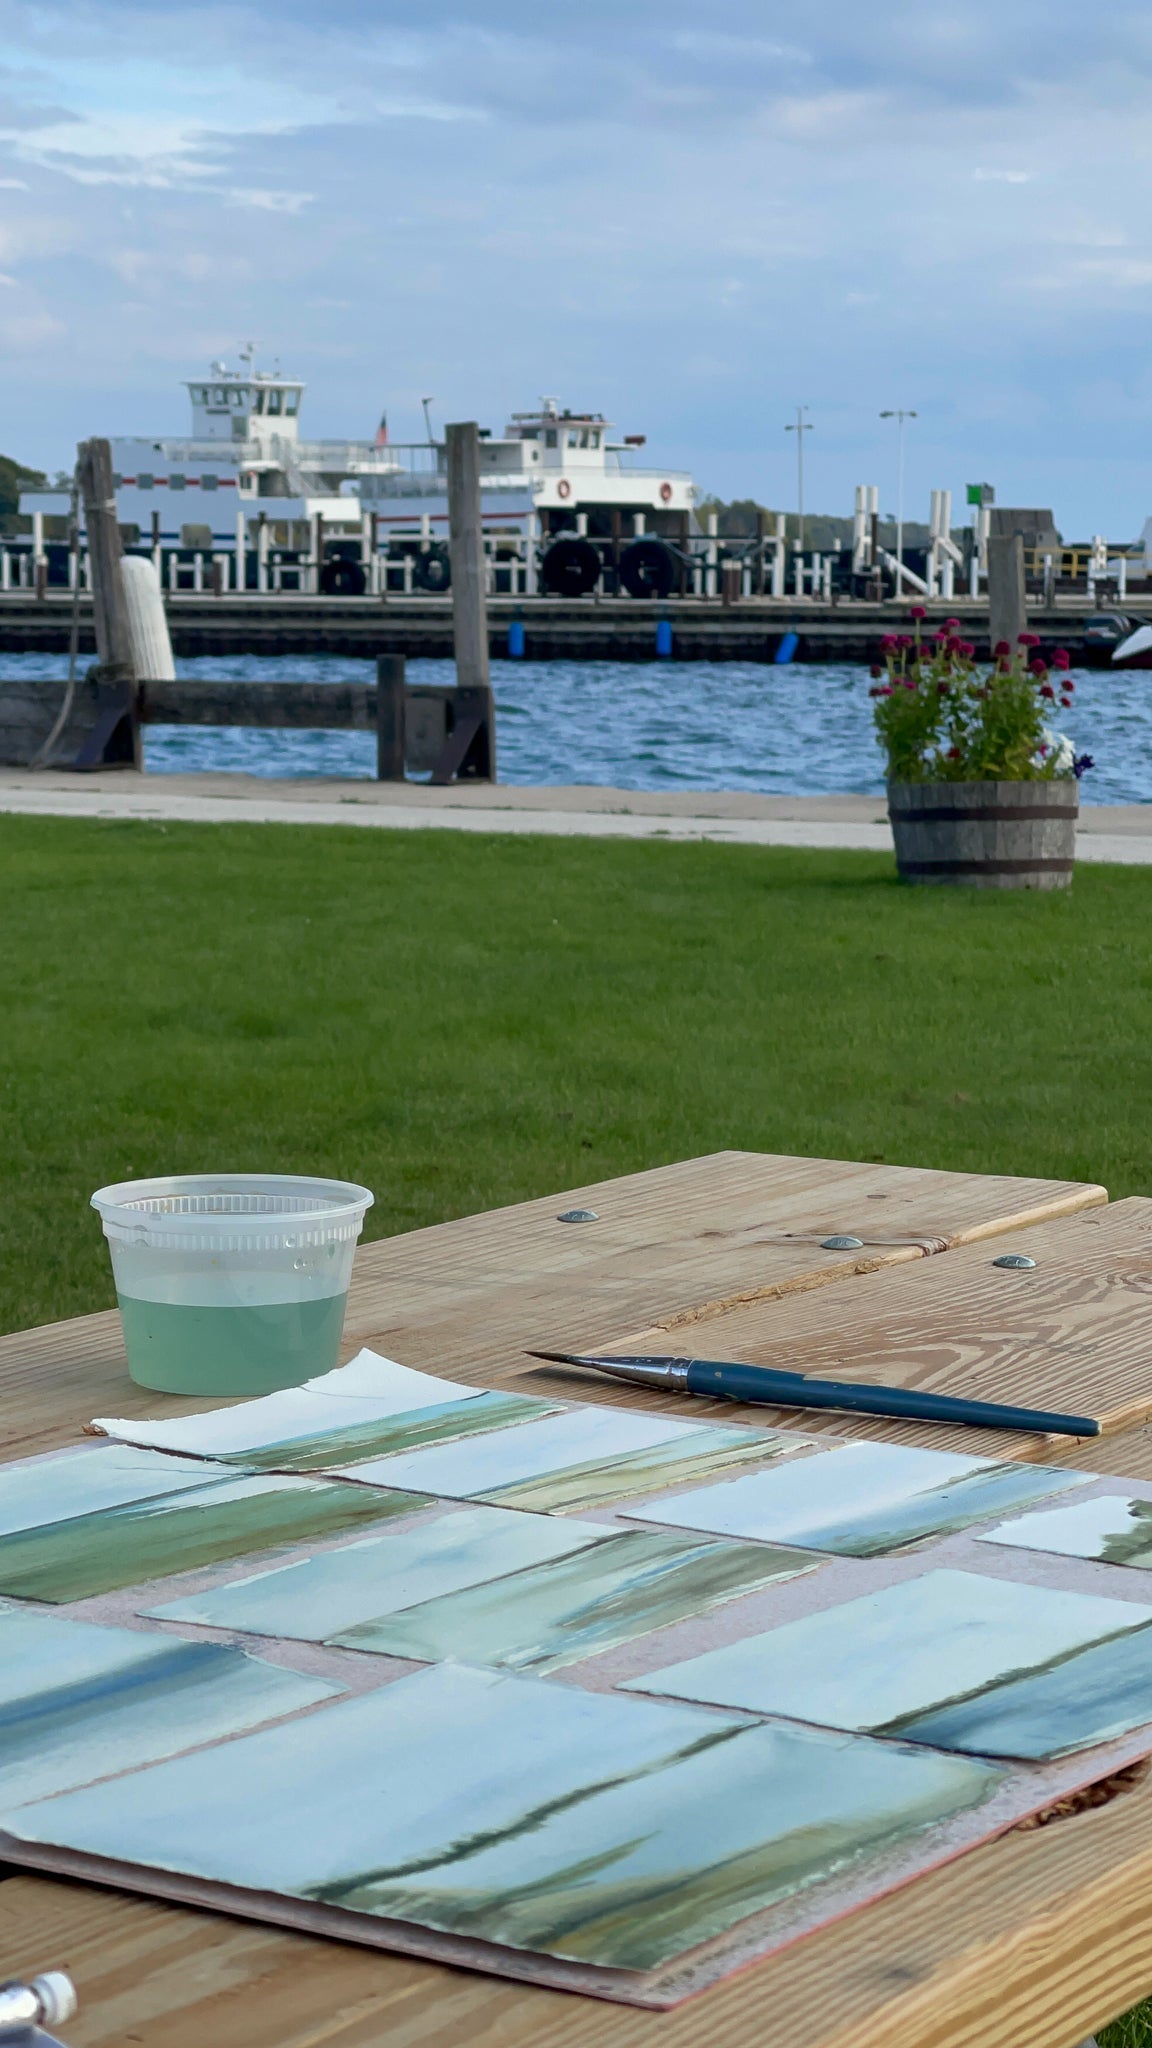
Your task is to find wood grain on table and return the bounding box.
[0,1151,1105,1461]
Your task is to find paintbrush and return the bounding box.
[525,1351,1100,1439]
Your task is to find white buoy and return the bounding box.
[120,554,175,681]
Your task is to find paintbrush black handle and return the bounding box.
[683,1360,1100,1438]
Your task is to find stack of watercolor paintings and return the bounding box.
[9,1356,1152,2002]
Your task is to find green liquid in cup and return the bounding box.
[116,1292,349,1395]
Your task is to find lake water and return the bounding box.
[3,654,1148,803]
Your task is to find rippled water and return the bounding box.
[3,653,1147,803]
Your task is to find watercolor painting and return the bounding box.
[979,1494,1152,1572]
[0,1606,339,1812]
[147,1505,609,1640]
[330,1526,814,1673]
[92,1349,499,1463]
[337,1405,786,1513]
[227,1391,557,1472]
[0,1472,423,1602]
[625,1568,1152,1733]
[895,1619,1152,1758]
[625,1440,1089,1556]
[6,1662,999,1974]
[0,1444,229,1537]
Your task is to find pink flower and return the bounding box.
[903,678,919,691]
[994,640,1011,657]
[1018,631,1040,646]
[1040,683,1055,699]
[880,634,898,650]
[898,635,914,649]
[945,617,961,632]
[1063,678,1075,693]
[959,641,976,658]
[910,604,926,621]
[947,746,962,759]
[870,663,884,678]
[937,680,951,694]
[1060,696,1073,709]
[1030,658,1048,677]
[1052,647,1071,669]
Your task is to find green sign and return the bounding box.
[965,483,995,507]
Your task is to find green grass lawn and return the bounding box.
[1,810,1152,2041]
[2,811,1152,1335]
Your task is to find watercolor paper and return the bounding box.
[6,1662,999,1973]
[331,1527,815,1673]
[896,1620,1152,1758]
[0,1607,339,1812]
[147,1505,609,1640]
[338,1406,785,1513]
[979,1494,1152,1571]
[0,1444,229,1537]
[625,1440,1089,1555]
[91,1349,504,1463]
[229,1391,556,1472]
[625,1568,1152,1732]
[0,1472,423,1602]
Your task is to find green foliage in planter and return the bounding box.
[870,612,1092,785]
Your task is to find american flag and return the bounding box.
[374,413,388,448]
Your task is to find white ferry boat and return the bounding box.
[20,356,697,597]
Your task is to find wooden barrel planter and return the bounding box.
[887,781,1078,889]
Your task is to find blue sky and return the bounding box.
[0,0,1150,534]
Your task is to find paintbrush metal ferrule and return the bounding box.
[525,1351,691,1391]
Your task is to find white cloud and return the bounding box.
[227,187,313,213]
[973,168,1032,183]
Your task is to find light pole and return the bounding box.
[784,406,813,553]
[880,409,917,595]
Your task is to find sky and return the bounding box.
[0,1,1150,535]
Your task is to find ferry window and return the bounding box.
[137,473,154,491]
[267,389,282,416]
[212,387,227,405]
[191,387,206,404]
[232,389,245,406]
[169,474,186,491]
[201,473,219,491]
[567,430,579,448]
[545,429,557,448]
[253,390,266,414]
[285,390,299,416]
[590,431,600,449]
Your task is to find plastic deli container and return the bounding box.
[90,1174,375,1396]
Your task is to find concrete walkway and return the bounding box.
[1,768,1150,862]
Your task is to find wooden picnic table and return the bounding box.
[7,1148,1152,2048]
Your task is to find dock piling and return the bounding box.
[376,655,406,780]
[987,532,1027,654]
[445,421,496,780]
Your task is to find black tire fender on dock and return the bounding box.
[412,547,451,593]
[540,536,601,598]
[618,537,677,600]
[319,558,367,597]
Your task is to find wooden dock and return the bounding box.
[0,591,1125,664]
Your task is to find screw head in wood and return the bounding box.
[992,1253,1037,1269]
[558,1208,598,1223]
[821,1235,864,1250]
